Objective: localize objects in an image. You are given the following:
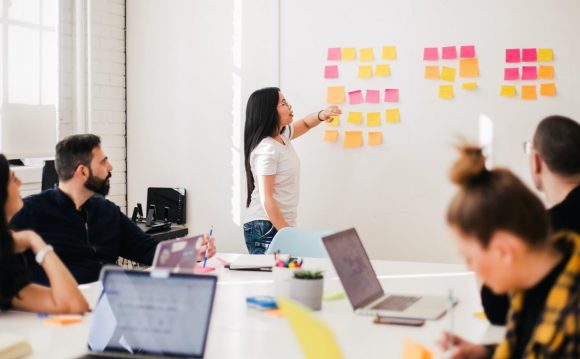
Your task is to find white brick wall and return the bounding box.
[59,0,127,211]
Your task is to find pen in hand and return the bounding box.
[203,225,213,268]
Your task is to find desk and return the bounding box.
[2,255,505,358]
[136,223,188,242]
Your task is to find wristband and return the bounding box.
[317,110,325,121]
[35,245,54,264]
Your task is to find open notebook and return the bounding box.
[226,254,275,271]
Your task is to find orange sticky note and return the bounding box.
[540,83,556,96]
[381,46,397,60]
[326,115,340,126]
[368,132,382,145]
[438,85,454,99]
[538,48,553,62]
[459,58,479,78]
[342,47,356,60]
[500,85,516,97]
[462,82,477,90]
[402,337,433,359]
[343,131,363,148]
[358,65,373,79]
[375,64,391,77]
[360,48,374,62]
[385,109,400,123]
[347,112,363,125]
[323,130,339,142]
[424,65,439,80]
[521,85,537,100]
[538,65,554,79]
[43,316,83,326]
[327,86,345,104]
[440,66,456,82]
[366,112,381,127]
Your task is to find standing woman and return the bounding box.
[0,154,89,313]
[243,87,340,254]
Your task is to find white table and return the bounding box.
[1,254,505,358]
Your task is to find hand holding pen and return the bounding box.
[203,226,214,268]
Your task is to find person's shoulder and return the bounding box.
[89,195,121,211]
[253,137,278,154]
[22,189,57,207]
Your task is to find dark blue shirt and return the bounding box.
[11,189,157,285]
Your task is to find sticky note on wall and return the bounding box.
[344,131,363,148]
[460,45,476,59]
[538,65,554,79]
[462,83,477,90]
[441,67,456,82]
[538,48,553,62]
[540,83,556,96]
[368,132,382,145]
[522,48,537,62]
[500,85,516,97]
[347,112,363,124]
[327,48,341,61]
[386,109,400,123]
[384,89,399,102]
[459,59,479,78]
[424,65,439,80]
[442,46,457,60]
[327,86,345,104]
[342,47,356,60]
[506,48,521,63]
[367,112,381,127]
[327,115,340,126]
[348,90,363,105]
[376,64,391,77]
[423,47,439,61]
[323,130,339,142]
[504,68,519,81]
[521,85,537,100]
[360,48,374,62]
[324,65,339,79]
[366,90,380,104]
[358,65,373,79]
[438,85,454,99]
[381,46,397,60]
[522,66,537,80]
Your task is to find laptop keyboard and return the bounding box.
[370,295,421,312]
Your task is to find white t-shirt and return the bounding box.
[244,125,300,226]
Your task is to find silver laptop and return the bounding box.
[77,267,217,358]
[152,235,201,273]
[322,228,452,320]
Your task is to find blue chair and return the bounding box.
[265,227,334,258]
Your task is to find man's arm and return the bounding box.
[118,213,158,266]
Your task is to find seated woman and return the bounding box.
[0,154,89,313]
[439,145,580,358]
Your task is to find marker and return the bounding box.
[203,225,213,268]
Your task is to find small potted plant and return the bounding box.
[289,270,324,310]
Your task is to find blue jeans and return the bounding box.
[243,220,278,254]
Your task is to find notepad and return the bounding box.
[227,254,275,271]
[0,333,32,359]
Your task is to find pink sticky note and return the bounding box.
[522,48,537,62]
[504,68,519,81]
[385,89,399,103]
[442,46,457,59]
[365,90,380,104]
[423,47,438,61]
[327,48,341,61]
[324,65,339,79]
[460,45,475,58]
[348,90,363,105]
[522,66,537,80]
[506,49,521,63]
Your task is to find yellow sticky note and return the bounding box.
[366,112,381,127]
[440,66,456,82]
[462,82,477,90]
[540,83,556,96]
[500,85,516,97]
[327,115,340,126]
[341,47,356,60]
[538,48,553,62]
[376,64,391,77]
[343,131,363,148]
[381,46,397,60]
[402,337,433,359]
[438,85,454,99]
[278,299,343,359]
[538,65,554,79]
[358,65,373,79]
[360,48,374,62]
[424,65,439,80]
[326,86,345,104]
[386,109,400,123]
[347,112,363,125]
[473,311,487,320]
[521,85,537,100]
[323,130,339,142]
[459,58,479,78]
[368,132,382,145]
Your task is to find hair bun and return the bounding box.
[449,145,487,186]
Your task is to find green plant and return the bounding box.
[293,270,323,280]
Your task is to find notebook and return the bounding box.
[77,267,217,358]
[226,254,275,271]
[322,228,452,320]
[0,333,32,359]
[151,235,201,272]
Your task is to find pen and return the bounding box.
[203,225,213,268]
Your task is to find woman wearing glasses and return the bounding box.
[242,87,341,254]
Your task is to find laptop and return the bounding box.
[322,228,453,320]
[152,235,201,273]
[77,267,217,358]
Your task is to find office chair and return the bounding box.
[265,227,333,258]
[41,160,59,191]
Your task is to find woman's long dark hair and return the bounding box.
[244,87,281,207]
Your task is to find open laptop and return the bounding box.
[322,228,452,320]
[77,267,217,358]
[152,235,201,272]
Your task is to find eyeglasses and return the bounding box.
[522,141,532,155]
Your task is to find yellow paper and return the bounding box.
[538,48,553,62]
[424,65,439,80]
[376,64,391,77]
[327,86,345,104]
[366,112,381,127]
[538,65,554,79]
[360,48,374,62]
[500,85,516,97]
[459,58,479,78]
[347,112,363,125]
[540,83,556,96]
[323,130,339,142]
[327,115,340,126]
[438,85,454,99]
[521,85,537,100]
[440,66,456,82]
[343,131,363,148]
[358,65,373,79]
[368,132,382,145]
[278,299,343,359]
[473,311,487,320]
[341,47,356,60]
[386,109,400,123]
[402,337,433,359]
[381,46,397,60]
[462,82,477,90]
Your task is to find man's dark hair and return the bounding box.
[55,134,101,181]
[534,115,580,176]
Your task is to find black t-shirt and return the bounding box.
[0,261,30,310]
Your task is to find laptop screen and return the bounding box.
[322,228,384,309]
[87,269,217,358]
[152,235,201,271]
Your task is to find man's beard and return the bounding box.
[85,171,111,196]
